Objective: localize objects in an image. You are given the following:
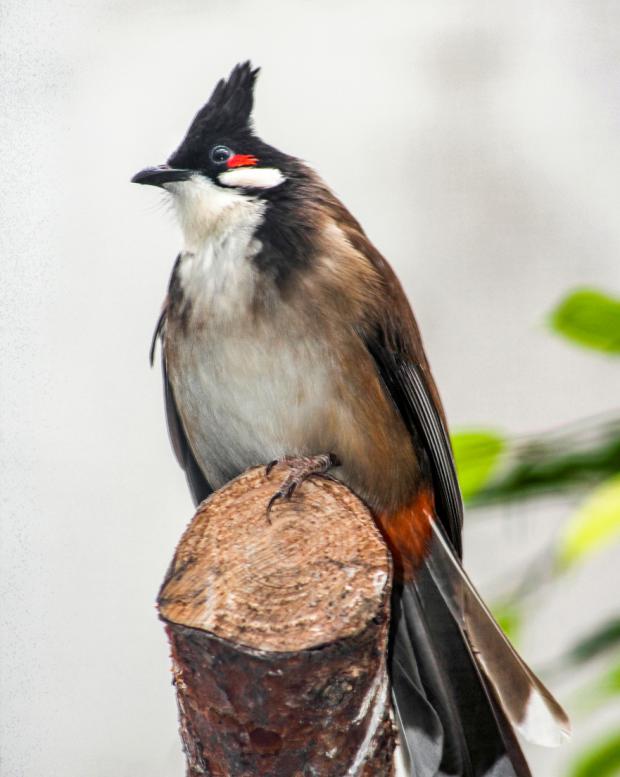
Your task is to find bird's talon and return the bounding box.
[266,493,279,517]
[265,459,278,477]
[264,454,338,516]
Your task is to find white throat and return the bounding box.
[167,174,265,253]
[167,175,266,321]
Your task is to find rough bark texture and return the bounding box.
[158,464,396,776]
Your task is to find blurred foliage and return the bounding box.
[451,430,505,502]
[453,415,620,508]
[491,601,522,644]
[561,618,620,668]
[559,476,620,568]
[454,287,620,776]
[550,289,620,354]
[567,732,620,777]
[578,661,620,713]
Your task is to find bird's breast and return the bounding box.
[165,238,337,489]
[164,237,421,510]
[166,313,337,489]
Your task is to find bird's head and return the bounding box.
[132,62,288,197]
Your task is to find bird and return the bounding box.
[133,62,570,776]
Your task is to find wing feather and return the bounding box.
[365,336,463,557]
[151,304,213,506]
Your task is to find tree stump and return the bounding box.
[157,463,395,776]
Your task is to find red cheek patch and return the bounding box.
[227,154,258,168]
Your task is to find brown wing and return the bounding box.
[366,338,464,557]
[334,212,464,557]
[151,304,213,506]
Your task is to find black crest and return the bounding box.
[179,62,259,147]
[167,59,297,188]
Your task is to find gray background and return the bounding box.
[1,1,619,775]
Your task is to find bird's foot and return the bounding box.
[265,453,340,513]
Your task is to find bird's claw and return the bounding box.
[265,453,340,516]
[265,459,279,477]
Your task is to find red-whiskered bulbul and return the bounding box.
[133,63,569,776]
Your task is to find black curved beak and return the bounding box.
[131,165,192,187]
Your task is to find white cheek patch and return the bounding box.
[218,167,285,190]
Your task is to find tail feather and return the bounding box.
[393,584,465,776]
[390,517,570,775]
[391,569,532,777]
[427,520,571,747]
[390,603,445,776]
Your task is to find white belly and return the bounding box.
[167,319,336,489]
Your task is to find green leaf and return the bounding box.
[568,730,620,777]
[550,288,620,353]
[464,417,620,507]
[451,430,505,503]
[559,475,620,567]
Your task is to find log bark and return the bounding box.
[158,463,396,776]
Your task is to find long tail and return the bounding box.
[390,520,569,776]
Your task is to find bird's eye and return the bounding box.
[210,145,233,165]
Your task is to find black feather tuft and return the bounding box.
[192,61,259,135]
[169,61,260,169]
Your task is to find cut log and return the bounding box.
[158,463,395,776]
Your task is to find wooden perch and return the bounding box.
[158,463,396,776]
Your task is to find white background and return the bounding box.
[1,1,619,775]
